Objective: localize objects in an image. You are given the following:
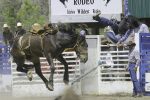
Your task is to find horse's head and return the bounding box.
[75,33,88,63]
[56,22,88,63]
[57,22,76,34]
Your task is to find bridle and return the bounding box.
[64,34,86,53]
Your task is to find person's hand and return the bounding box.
[93,12,101,20]
[116,43,123,47]
[106,43,110,47]
[125,66,129,71]
[104,26,112,33]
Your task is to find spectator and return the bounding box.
[2,24,14,46]
[118,15,149,97]
[15,22,26,37]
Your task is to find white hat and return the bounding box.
[17,22,22,27]
[3,24,9,28]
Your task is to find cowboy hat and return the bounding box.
[17,22,22,27]
[3,24,9,28]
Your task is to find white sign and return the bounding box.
[50,0,123,23]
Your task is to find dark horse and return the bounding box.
[10,23,88,91]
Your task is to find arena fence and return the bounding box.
[81,35,132,95]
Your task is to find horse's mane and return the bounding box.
[57,23,75,34]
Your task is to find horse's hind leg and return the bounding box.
[32,57,51,90]
[57,54,69,84]
[44,53,56,91]
[23,64,34,81]
[16,64,28,73]
[14,57,28,73]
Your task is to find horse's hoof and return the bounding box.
[46,82,54,91]
[63,80,69,85]
[27,70,33,81]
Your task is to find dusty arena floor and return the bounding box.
[1,94,150,100]
[1,87,150,100]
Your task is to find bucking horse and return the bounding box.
[10,23,88,91]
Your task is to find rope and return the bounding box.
[71,61,103,85]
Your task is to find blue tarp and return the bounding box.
[140,33,150,96]
[0,44,11,75]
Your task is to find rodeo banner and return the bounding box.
[50,0,122,23]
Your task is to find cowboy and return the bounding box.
[15,22,26,37]
[93,13,128,44]
[2,24,14,46]
[118,15,149,97]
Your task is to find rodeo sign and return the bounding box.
[50,0,122,23]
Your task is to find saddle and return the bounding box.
[29,23,45,35]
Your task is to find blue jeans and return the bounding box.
[128,63,142,94]
[105,32,121,43]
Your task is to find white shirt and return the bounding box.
[128,24,149,66]
[134,24,149,51]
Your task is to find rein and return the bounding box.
[64,34,83,52]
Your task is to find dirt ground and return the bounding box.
[1,87,150,100]
[1,94,150,100]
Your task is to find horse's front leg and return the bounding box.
[45,53,56,91]
[57,54,69,84]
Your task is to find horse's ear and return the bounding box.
[44,24,49,30]
[48,23,53,27]
[44,23,53,29]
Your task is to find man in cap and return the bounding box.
[2,24,14,46]
[15,22,26,37]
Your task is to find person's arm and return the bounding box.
[95,17,118,27]
[117,29,132,44]
[23,29,26,34]
[142,24,149,33]
[10,32,14,39]
[20,29,26,35]
[134,51,140,71]
[135,51,140,67]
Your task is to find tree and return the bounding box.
[17,0,47,30]
[1,0,21,32]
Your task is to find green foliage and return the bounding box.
[17,0,46,30]
[1,0,47,32]
[1,0,21,31]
